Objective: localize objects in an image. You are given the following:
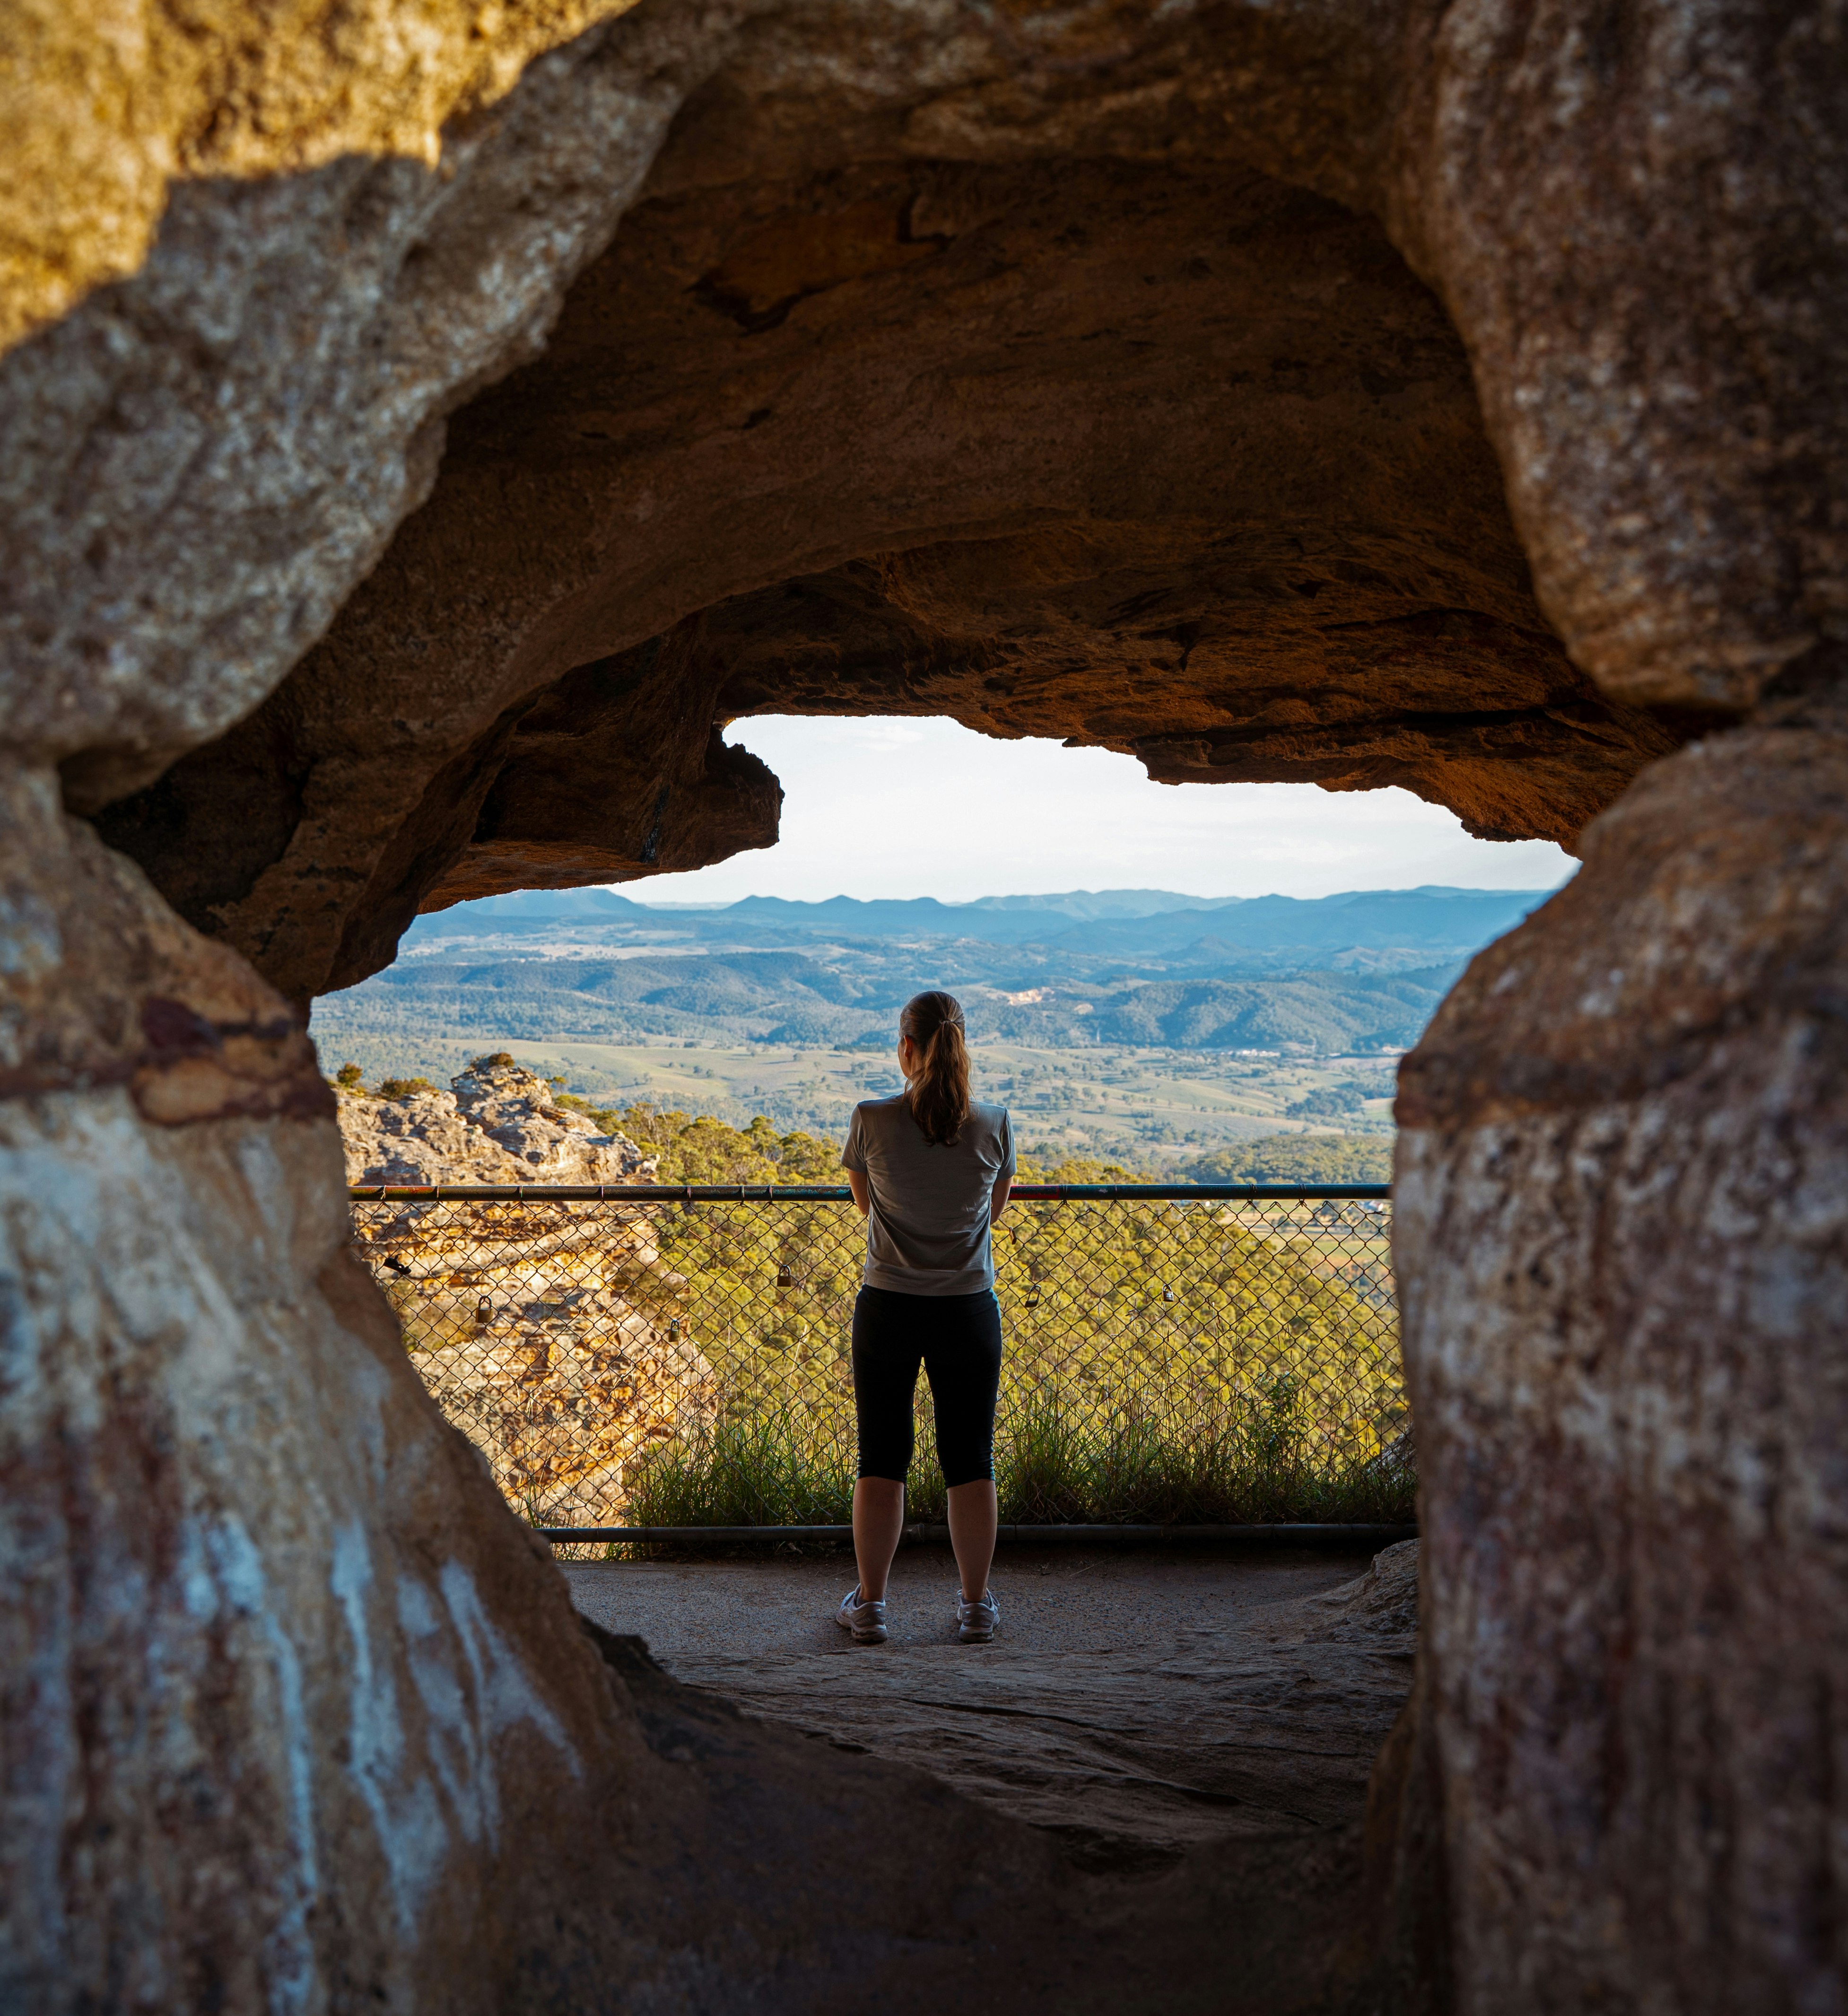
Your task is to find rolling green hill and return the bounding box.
[318,951,1451,1056]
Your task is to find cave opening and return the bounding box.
[88,141,1673,1014]
[66,120,1676,2004]
[5,0,1837,2006]
[604,711,1580,908]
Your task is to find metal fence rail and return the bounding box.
[348,1184,1407,1535]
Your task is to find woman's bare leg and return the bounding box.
[946,1479,998,1604]
[853,1477,906,1601]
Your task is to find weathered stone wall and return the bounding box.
[1394,693,1848,2010]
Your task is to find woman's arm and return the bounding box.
[847,1169,871,1218]
[990,1175,1012,1224]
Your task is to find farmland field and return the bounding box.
[319,1032,1398,1165]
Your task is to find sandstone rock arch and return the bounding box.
[90,141,1682,1004]
[1,2,1842,2012]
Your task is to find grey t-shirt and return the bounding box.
[841,1096,1016,1296]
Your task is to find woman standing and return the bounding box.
[837,990,1014,1645]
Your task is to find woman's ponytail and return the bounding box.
[900,991,972,1145]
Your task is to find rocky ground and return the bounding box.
[567,1540,1417,1877]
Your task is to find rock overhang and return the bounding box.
[5,0,1831,1016]
[90,144,1687,1003]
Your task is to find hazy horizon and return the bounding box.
[613,880,1562,911]
[626,716,1578,906]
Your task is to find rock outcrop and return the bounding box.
[340,1057,710,1525]
[341,1084,531,1186]
[339,1054,656,1186]
[1395,693,1848,2011]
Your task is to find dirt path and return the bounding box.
[565,1542,1416,1876]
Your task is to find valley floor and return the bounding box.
[306,1030,1397,1161]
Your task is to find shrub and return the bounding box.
[1180,1134,1392,1184]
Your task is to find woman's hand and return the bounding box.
[846,1169,871,1218]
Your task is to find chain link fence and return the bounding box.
[348,1184,1409,1534]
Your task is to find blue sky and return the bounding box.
[628,716,1577,906]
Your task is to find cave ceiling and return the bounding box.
[96,135,1684,1005]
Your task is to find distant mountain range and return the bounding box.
[303,883,1562,1062]
[321,951,1460,1056]
[404,883,1556,969]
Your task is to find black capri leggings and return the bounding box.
[852,1285,1003,1489]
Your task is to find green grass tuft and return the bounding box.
[624,1381,1412,1532]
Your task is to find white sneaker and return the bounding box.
[837,1586,888,1644]
[957,1589,1000,1644]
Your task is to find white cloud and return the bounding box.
[630,716,1577,904]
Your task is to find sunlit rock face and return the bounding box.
[339,1055,656,1186]
[352,1184,717,1527]
[341,1083,532,1187]
[340,1058,708,1527]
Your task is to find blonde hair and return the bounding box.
[900,991,971,1145]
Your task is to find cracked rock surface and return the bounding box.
[566,1541,1418,1872]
